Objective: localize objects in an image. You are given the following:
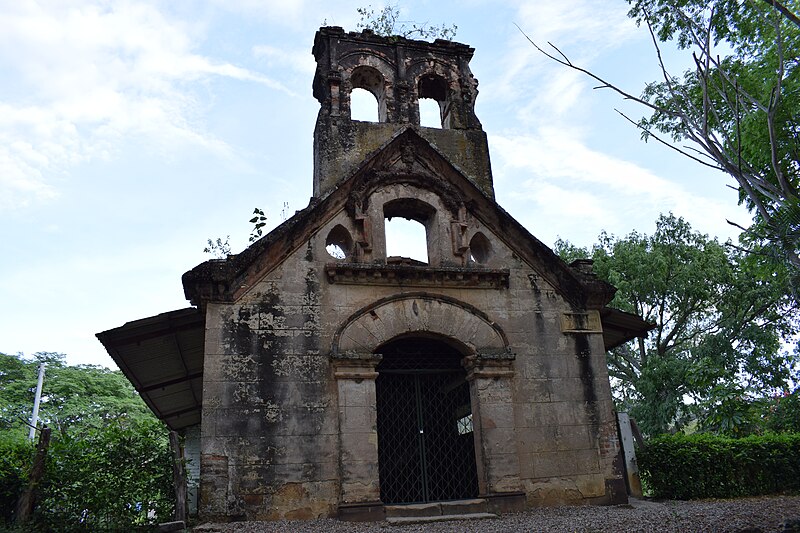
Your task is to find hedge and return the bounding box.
[637,433,800,499]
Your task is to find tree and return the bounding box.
[525,0,800,279]
[37,417,172,531]
[556,214,800,436]
[0,352,152,438]
[765,384,800,432]
[0,352,175,529]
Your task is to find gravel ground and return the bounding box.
[193,495,800,532]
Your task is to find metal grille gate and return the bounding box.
[375,339,479,504]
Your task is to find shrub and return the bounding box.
[0,434,33,526]
[637,433,800,499]
[35,418,173,531]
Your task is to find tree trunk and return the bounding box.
[169,431,188,522]
[15,426,51,525]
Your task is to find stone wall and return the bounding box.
[198,182,625,520]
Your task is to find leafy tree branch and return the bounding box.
[521,0,800,278]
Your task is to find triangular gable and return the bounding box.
[183,127,612,311]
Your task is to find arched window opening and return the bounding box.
[351,88,379,122]
[418,74,450,129]
[350,66,387,122]
[384,198,435,265]
[469,232,493,264]
[326,224,353,260]
[385,218,428,264]
[419,98,441,128]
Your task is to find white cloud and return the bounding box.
[484,0,639,120]
[0,1,291,210]
[490,128,744,243]
[209,0,308,26]
[252,44,317,75]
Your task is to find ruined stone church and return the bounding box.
[98,27,651,522]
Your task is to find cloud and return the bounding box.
[0,1,291,210]
[209,0,308,26]
[490,128,744,243]
[252,44,317,75]
[484,0,639,116]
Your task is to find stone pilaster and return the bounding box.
[463,353,522,495]
[332,352,383,507]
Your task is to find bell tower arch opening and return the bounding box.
[349,65,388,122]
[375,336,479,505]
[418,74,451,129]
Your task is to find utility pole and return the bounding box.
[29,363,45,441]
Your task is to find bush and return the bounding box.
[765,388,800,433]
[0,434,33,525]
[35,418,173,531]
[637,433,800,499]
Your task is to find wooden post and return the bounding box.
[169,431,188,522]
[15,426,51,525]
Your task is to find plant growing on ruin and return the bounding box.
[203,236,231,258]
[356,4,457,40]
[248,207,268,243]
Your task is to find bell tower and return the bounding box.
[311,27,494,199]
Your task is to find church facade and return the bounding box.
[98,27,650,522]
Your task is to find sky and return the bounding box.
[0,0,750,368]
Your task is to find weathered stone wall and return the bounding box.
[199,181,624,520]
[200,246,338,521]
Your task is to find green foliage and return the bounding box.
[0,352,153,439]
[765,386,800,433]
[552,238,590,263]
[0,352,174,530]
[0,353,36,438]
[356,4,457,40]
[637,433,800,499]
[248,207,268,243]
[557,214,800,436]
[36,418,173,531]
[0,433,32,524]
[628,0,800,273]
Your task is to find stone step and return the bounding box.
[385,498,489,518]
[387,513,497,525]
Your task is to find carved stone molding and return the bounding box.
[326,262,509,289]
[331,352,383,380]
[463,352,516,381]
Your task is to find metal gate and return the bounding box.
[375,338,479,504]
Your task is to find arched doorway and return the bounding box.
[375,336,479,504]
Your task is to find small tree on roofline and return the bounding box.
[356,4,457,41]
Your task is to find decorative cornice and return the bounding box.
[325,262,509,289]
[331,352,383,380]
[463,352,516,381]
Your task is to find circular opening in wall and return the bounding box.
[326,224,353,260]
[469,232,492,264]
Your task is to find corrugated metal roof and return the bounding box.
[96,308,204,430]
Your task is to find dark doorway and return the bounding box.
[375,337,479,504]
